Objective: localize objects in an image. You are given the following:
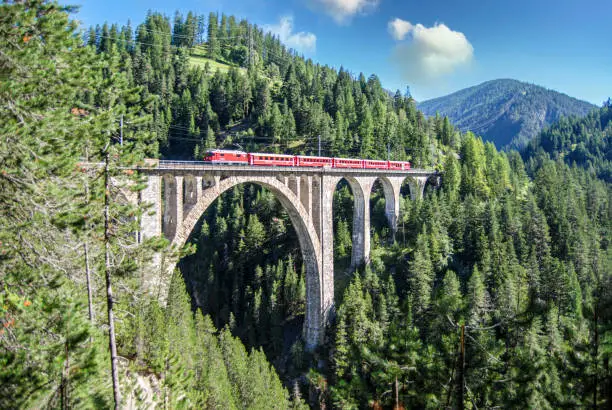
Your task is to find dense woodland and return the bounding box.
[524,102,612,183]
[83,9,442,165]
[418,79,596,150]
[1,1,611,409]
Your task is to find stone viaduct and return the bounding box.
[136,160,438,349]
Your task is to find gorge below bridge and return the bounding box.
[136,160,440,349]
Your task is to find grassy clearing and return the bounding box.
[189,45,245,74]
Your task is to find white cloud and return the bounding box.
[309,0,379,24]
[389,20,474,84]
[265,16,316,53]
[388,18,412,41]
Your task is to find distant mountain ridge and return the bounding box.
[417,79,596,150]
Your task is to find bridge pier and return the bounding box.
[162,175,183,241]
[183,175,198,214]
[319,175,341,332]
[140,175,162,239]
[348,176,376,267]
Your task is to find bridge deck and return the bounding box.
[139,160,437,177]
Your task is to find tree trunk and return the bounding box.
[84,146,94,330]
[104,152,121,409]
[395,375,399,410]
[84,242,94,326]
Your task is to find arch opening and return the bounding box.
[400,177,414,199]
[332,178,355,300]
[166,175,324,367]
[332,179,354,270]
[396,176,432,248]
[369,178,394,249]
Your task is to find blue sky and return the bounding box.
[75,0,611,104]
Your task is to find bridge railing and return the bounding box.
[157,160,219,169]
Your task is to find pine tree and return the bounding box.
[467,266,488,327]
[207,12,220,59]
[335,218,351,258]
[0,2,160,408]
[164,271,197,406]
[244,213,266,250]
[407,232,435,318]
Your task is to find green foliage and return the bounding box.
[85,9,448,164]
[3,2,611,408]
[524,101,612,182]
[0,3,294,408]
[332,112,610,407]
[0,1,156,406]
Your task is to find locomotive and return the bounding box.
[202,150,411,170]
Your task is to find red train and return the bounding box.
[202,150,411,170]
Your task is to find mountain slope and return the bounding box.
[418,79,596,149]
[524,101,612,182]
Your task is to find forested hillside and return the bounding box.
[0,3,302,408]
[524,101,612,182]
[418,79,596,150]
[85,10,442,166]
[1,2,611,409]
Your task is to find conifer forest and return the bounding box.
[1,1,611,408]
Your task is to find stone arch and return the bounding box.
[164,175,324,349]
[402,176,429,200]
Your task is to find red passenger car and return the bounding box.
[333,158,363,168]
[248,153,295,167]
[296,156,333,167]
[202,149,412,171]
[363,159,388,169]
[203,150,249,164]
[388,161,411,170]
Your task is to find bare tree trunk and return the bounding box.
[395,375,399,409]
[104,152,121,409]
[84,242,94,325]
[84,146,94,329]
